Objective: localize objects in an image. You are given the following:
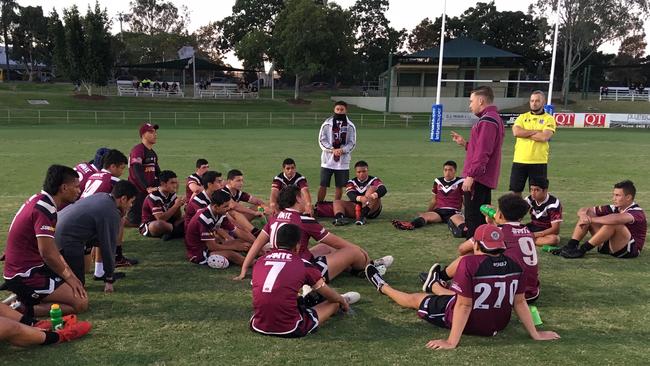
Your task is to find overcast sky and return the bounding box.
[19,0,650,67]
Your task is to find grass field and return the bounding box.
[0,122,649,365]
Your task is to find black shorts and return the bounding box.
[433,208,461,223]
[525,222,545,233]
[250,298,319,338]
[127,191,147,226]
[367,205,382,219]
[417,295,454,328]
[311,256,330,283]
[139,222,154,237]
[4,266,65,305]
[320,168,349,188]
[598,239,640,258]
[509,163,547,193]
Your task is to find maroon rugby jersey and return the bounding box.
[184,191,211,228]
[262,209,329,261]
[141,190,177,224]
[184,206,235,261]
[443,253,524,336]
[128,143,159,193]
[75,162,99,196]
[345,176,384,198]
[220,186,251,203]
[185,173,202,202]
[595,203,647,250]
[3,192,58,279]
[500,223,540,300]
[271,172,308,190]
[525,194,562,230]
[80,169,120,198]
[432,177,464,210]
[250,248,322,334]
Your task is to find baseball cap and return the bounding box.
[473,224,506,251]
[139,122,159,137]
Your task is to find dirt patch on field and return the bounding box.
[72,94,108,101]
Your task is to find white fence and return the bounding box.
[599,87,650,102]
[0,109,431,128]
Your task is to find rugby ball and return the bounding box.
[207,254,229,269]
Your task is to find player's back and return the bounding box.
[501,223,540,300]
[448,253,525,336]
[81,170,119,198]
[251,249,321,334]
[265,209,328,260]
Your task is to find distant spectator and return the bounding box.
[600,86,609,96]
[153,81,161,91]
[638,84,645,94]
[171,83,179,92]
[162,81,169,91]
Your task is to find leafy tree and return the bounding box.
[194,21,225,63]
[11,5,48,81]
[48,9,67,78]
[125,0,189,35]
[63,5,84,84]
[532,0,649,103]
[0,0,18,80]
[82,2,112,94]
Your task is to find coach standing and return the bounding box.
[509,91,556,195]
[127,122,161,226]
[317,101,357,202]
[451,86,504,238]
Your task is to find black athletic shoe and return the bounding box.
[93,272,126,282]
[355,217,367,226]
[115,256,139,267]
[560,246,585,259]
[422,263,442,293]
[364,265,386,293]
[333,217,351,226]
[418,272,428,283]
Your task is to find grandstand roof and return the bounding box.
[408,38,522,59]
[121,57,251,72]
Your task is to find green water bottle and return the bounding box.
[50,304,64,330]
[480,204,496,219]
[529,305,543,326]
[258,206,267,225]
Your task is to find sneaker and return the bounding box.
[355,217,366,225]
[333,217,351,226]
[372,255,394,269]
[56,320,92,343]
[93,272,126,282]
[376,264,387,276]
[392,220,414,230]
[560,246,585,259]
[422,263,442,293]
[342,291,361,305]
[418,272,428,283]
[115,256,139,267]
[1,293,17,305]
[365,264,386,293]
[34,314,78,331]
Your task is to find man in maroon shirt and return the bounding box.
[221,169,266,237]
[366,224,559,350]
[185,158,210,203]
[558,180,646,259]
[2,165,87,317]
[392,160,466,237]
[451,86,504,238]
[127,122,161,226]
[184,190,252,267]
[249,223,359,338]
[139,170,185,239]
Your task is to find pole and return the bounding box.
[270,65,275,100]
[384,53,393,113]
[192,54,197,99]
[430,0,446,142]
[547,0,560,110]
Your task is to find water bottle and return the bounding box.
[258,206,267,225]
[480,204,496,219]
[355,204,361,221]
[50,304,64,330]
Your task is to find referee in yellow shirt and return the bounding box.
[510,91,556,195]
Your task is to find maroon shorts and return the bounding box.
[250,300,319,338]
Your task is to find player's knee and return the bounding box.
[72,298,89,313]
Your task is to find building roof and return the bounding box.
[121,57,252,72]
[409,38,521,59]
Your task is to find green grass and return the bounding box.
[0,125,649,365]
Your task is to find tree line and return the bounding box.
[0,0,648,101]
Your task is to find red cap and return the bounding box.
[473,224,506,251]
[139,122,159,137]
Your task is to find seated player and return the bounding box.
[140,170,186,239]
[249,224,359,338]
[0,303,91,346]
[431,194,541,303]
[185,158,210,202]
[332,160,387,226]
[185,191,252,267]
[74,147,110,195]
[392,160,465,237]
[184,171,224,228]
[557,180,646,259]
[221,169,266,235]
[79,149,137,269]
[365,224,559,350]
[235,185,393,282]
[524,177,562,246]
[2,165,87,317]
[270,158,313,217]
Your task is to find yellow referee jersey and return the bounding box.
[513,111,556,164]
